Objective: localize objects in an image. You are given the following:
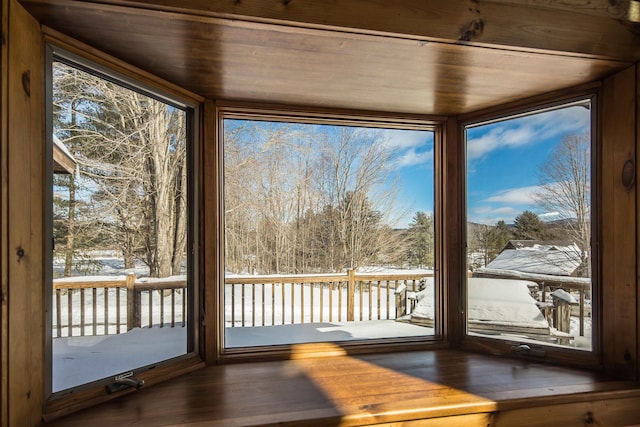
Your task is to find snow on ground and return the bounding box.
[412,278,548,328]
[225,320,433,348]
[51,261,594,391]
[53,326,186,392]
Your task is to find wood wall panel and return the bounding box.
[637,65,640,382]
[491,396,640,427]
[1,0,45,425]
[601,65,637,379]
[0,0,6,423]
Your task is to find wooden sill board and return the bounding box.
[44,349,640,427]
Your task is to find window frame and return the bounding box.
[43,43,204,415]
[214,103,448,360]
[458,87,602,369]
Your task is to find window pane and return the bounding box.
[51,61,189,392]
[223,119,436,348]
[465,101,592,350]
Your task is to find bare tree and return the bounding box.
[223,122,407,274]
[535,131,591,276]
[52,62,188,277]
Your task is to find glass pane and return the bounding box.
[223,119,435,348]
[51,62,189,392]
[465,101,592,350]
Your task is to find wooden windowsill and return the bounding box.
[44,348,640,426]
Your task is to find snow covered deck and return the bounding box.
[53,320,433,392]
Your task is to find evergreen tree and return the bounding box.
[513,210,549,240]
[407,211,435,268]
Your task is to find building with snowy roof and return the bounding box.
[485,240,584,277]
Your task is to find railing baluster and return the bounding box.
[80,288,86,336]
[56,288,62,338]
[92,288,97,335]
[171,289,176,328]
[281,283,285,326]
[67,290,73,336]
[231,283,235,327]
[377,281,381,320]
[148,291,153,328]
[301,282,305,324]
[182,288,186,327]
[116,287,121,334]
[241,284,245,327]
[261,283,265,327]
[160,289,165,328]
[310,282,314,323]
[368,281,372,321]
[387,281,393,319]
[359,280,363,322]
[271,283,275,326]
[251,284,255,327]
[319,283,323,323]
[105,288,110,334]
[291,282,295,324]
[329,282,333,322]
[338,281,343,322]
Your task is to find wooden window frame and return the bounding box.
[213,102,449,361]
[42,39,206,421]
[457,85,603,369]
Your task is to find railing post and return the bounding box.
[579,286,585,336]
[126,274,140,331]
[347,269,355,322]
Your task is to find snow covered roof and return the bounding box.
[53,135,77,174]
[486,241,582,276]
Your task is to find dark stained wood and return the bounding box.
[602,65,637,379]
[637,64,640,383]
[443,117,463,344]
[43,349,640,426]
[205,100,219,363]
[41,0,640,60]
[0,0,8,423]
[20,0,631,116]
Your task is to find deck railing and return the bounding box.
[52,274,187,338]
[224,270,432,327]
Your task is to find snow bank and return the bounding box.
[412,277,548,328]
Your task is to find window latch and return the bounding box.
[512,344,546,358]
[105,375,144,394]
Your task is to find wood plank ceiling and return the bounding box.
[20,0,640,115]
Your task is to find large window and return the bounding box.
[47,53,195,394]
[464,98,595,353]
[221,111,440,349]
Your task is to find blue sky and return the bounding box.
[466,102,591,224]
[224,102,590,229]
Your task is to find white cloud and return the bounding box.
[539,211,561,220]
[467,104,590,160]
[395,148,434,168]
[484,185,541,205]
[380,129,432,150]
[375,129,434,168]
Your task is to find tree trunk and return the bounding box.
[64,175,76,277]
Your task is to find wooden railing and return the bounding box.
[224,270,432,327]
[52,274,187,338]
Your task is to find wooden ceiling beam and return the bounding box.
[82,0,640,61]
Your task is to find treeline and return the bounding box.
[224,121,434,274]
